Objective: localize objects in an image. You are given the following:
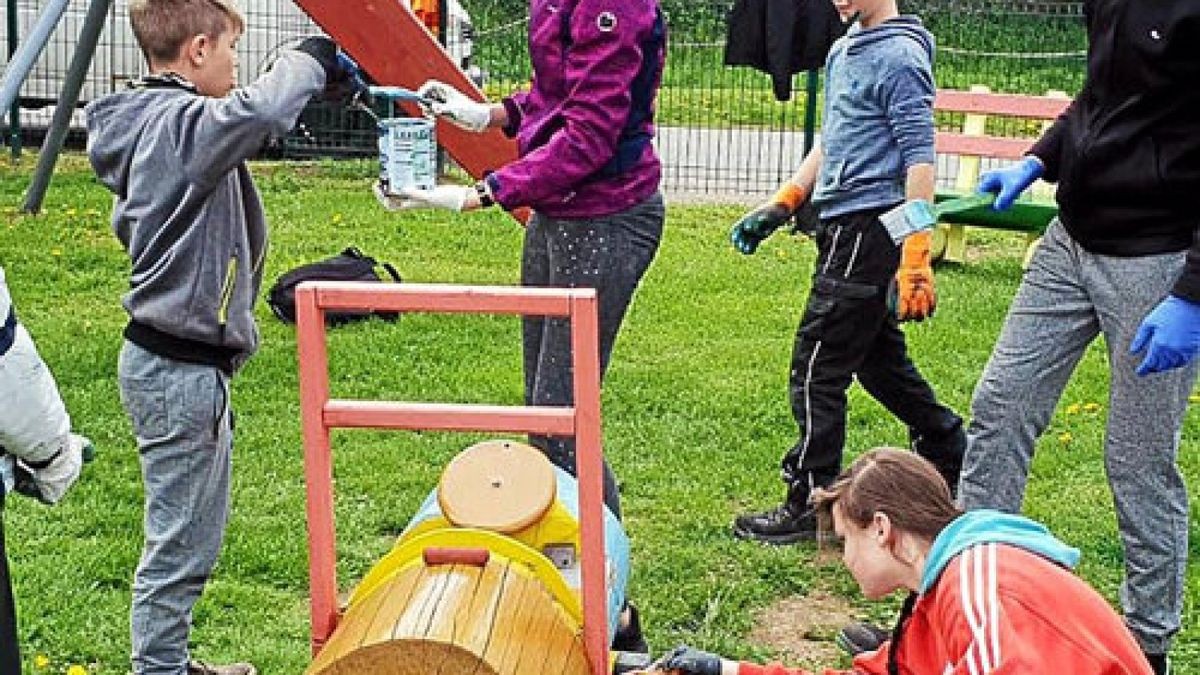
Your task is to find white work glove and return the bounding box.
[374,182,475,212]
[878,199,936,245]
[416,79,492,133]
[17,433,87,505]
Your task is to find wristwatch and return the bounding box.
[474,181,495,208]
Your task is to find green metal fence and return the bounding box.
[0,0,1086,199]
[464,0,1086,199]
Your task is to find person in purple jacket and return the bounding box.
[375,0,666,654]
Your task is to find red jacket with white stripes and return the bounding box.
[736,514,1151,674]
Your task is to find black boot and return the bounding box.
[911,422,966,498]
[836,622,890,656]
[1144,652,1170,675]
[732,482,818,544]
[611,602,648,654]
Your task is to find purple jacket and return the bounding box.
[486,0,665,219]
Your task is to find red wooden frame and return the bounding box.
[295,282,609,675]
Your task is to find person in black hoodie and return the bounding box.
[959,2,1200,673]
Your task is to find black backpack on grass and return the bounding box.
[267,247,401,326]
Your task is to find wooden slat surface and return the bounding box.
[307,558,590,675]
[934,89,1071,118]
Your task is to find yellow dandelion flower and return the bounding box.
[66,666,87,675]
[65,208,78,217]
[1058,432,1073,444]
[1083,403,1100,412]
[332,213,344,224]
[1065,403,1081,415]
[1190,394,1200,404]
[33,654,50,669]
[51,248,63,257]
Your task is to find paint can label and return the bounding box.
[378,117,437,194]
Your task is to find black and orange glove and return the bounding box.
[729,183,808,255]
[893,231,936,321]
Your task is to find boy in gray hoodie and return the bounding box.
[85,1,362,672]
[727,0,964,544]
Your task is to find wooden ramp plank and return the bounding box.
[481,563,538,673]
[391,563,455,640]
[441,560,510,675]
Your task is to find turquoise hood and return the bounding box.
[920,510,1080,594]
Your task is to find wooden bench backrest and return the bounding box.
[934,89,1071,160]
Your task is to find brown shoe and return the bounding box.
[187,660,257,675]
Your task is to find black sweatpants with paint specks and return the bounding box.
[521,193,664,520]
[781,205,961,490]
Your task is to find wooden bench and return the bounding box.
[932,87,1072,263]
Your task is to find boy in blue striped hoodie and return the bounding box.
[728,0,964,544]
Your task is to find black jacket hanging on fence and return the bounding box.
[723,0,846,101]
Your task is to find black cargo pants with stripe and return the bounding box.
[781,204,962,490]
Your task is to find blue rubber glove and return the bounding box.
[977,156,1044,211]
[1130,295,1200,376]
[655,645,723,675]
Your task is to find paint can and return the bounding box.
[378,117,437,194]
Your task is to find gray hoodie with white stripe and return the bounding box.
[86,51,325,370]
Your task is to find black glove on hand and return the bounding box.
[657,644,723,675]
[294,36,369,103]
[729,183,808,255]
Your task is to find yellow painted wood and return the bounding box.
[940,84,991,264]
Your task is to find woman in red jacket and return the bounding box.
[650,448,1152,675]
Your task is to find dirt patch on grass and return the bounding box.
[748,590,858,668]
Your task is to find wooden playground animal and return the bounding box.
[306,439,632,675]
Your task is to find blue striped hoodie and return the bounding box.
[813,16,936,219]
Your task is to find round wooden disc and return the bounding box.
[438,440,555,533]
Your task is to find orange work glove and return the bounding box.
[894,231,936,321]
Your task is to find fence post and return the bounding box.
[802,70,818,155]
[6,0,19,160]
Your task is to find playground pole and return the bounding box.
[803,69,818,155]
[6,0,20,160]
[0,0,71,116]
[22,0,111,214]
[2,0,75,163]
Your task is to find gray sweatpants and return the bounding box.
[119,341,234,675]
[959,219,1196,654]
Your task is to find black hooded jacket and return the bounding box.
[724,0,846,101]
[1029,0,1200,301]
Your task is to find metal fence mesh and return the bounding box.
[0,0,1086,200]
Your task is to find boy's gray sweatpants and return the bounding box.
[119,341,233,675]
[959,219,1196,654]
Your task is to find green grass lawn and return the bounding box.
[1,156,1197,673]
